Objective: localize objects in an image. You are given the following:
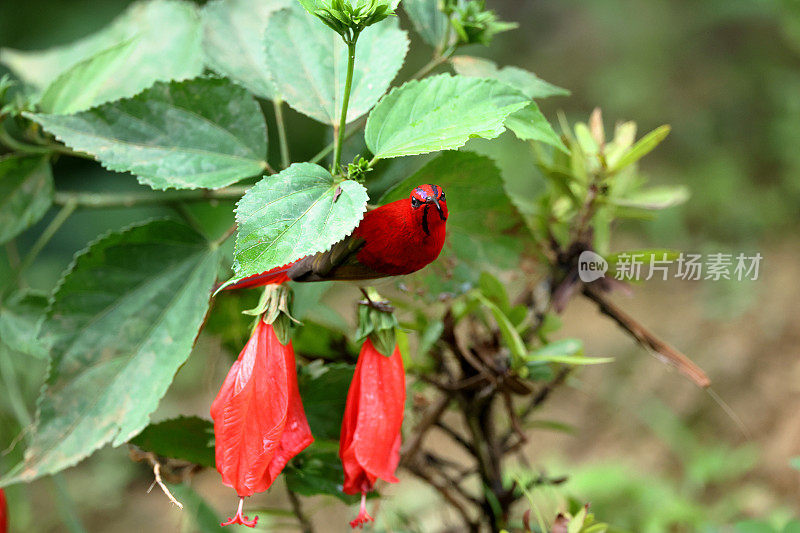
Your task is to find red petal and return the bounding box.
[211,320,290,496]
[0,488,7,533]
[340,339,405,494]
[261,339,314,487]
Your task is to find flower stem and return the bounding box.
[273,98,291,169]
[332,34,359,173]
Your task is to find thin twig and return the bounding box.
[53,186,250,208]
[434,420,474,453]
[404,459,478,531]
[400,395,450,462]
[582,286,711,388]
[145,453,184,509]
[286,483,313,533]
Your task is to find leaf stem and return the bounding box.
[332,35,359,172]
[273,99,291,169]
[18,198,78,275]
[53,186,250,208]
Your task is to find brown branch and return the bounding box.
[286,483,313,533]
[401,395,450,463]
[582,286,711,388]
[404,459,479,532]
[434,420,474,454]
[144,453,183,510]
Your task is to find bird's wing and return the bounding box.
[287,234,387,282]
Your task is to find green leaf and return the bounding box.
[528,355,614,366]
[365,74,529,159]
[285,441,359,503]
[403,0,449,48]
[530,338,584,358]
[166,483,227,533]
[264,5,409,124]
[505,102,568,153]
[38,39,143,114]
[0,291,50,359]
[231,163,368,280]
[0,220,220,486]
[0,0,204,91]
[297,363,354,440]
[28,78,268,191]
[0,155,53,244]
[474,293,527,368]
[609,125,671,173]
[129,416,215,468]
[450,55,570,99]
[609,185,689,210]
[380,151,522,268]
[201,0,290,100]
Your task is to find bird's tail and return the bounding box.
[216,263,294,292]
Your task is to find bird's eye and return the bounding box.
[411,197,421,208]
[439,192,446,202]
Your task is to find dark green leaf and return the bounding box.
[0,0,204,91]
[28,78,268,191]
[381,151,523,268]
[0,220,220,486]
[201,0,290,100]
[264,5,409,124]
[129,416,215,468]
[297,362,354,440]
[403,0,449,48]
[0,155,53,245]
[285,441,359,503]
[450,55,570,99]
[0,290,50,359]
[231,163,368,281]
[365,74,528,159]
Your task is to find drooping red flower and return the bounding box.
[211,318,313,527]
[339,338,406,528]
[0,488,7,533]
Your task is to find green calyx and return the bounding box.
[243,284,299,344]
[300,0,399,41]
[444,0,517,46]
[355,289,399,357]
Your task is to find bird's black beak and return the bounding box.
[429,198,446,220]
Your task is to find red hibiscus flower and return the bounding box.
[339,338,406,528]
[0,488,7,533]
[211,318,313,527]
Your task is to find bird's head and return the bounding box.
[409,184,448,236]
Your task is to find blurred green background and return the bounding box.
[1,0,799,531]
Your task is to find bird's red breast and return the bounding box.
[222,184,448,289]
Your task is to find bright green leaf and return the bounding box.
[530,338,584,358]
[0,291,50,359]
[28,78,268,191]
[264,5,409,124]
[0,0,204,91]
[0,220,220,486]
[528,355,614,366]
[201,0,290,100]
[231,163,368,280]
[0,155,53,244]
[129,416,215,468]
[38,40,143,114]
[381,151,523,268]
[505,102,568,153]
[474,293,527,368]
[609,125,671,173]
[403,0,449,48]
[609,185,689,210]
[450,55,570,99]
[365,74,529,159]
